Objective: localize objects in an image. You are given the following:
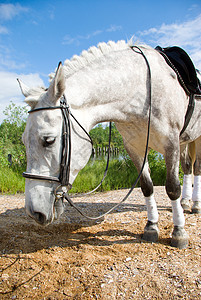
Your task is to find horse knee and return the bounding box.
[193,159,201,176]
[140,174,153,197]
[166,179,181,200]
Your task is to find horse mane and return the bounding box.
[26,40,130,101]
[48,40,152,81]
[63,40,129,77]
[49,40,130,80]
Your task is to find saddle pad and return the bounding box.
[155,46,201,95]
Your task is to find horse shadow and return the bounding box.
[0,201,172,254]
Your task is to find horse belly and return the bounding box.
[115,121,167,156]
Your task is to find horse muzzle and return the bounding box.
[25,185,65,225]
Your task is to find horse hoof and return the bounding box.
[171,226,189,249]
[180,198,191,213]
[192,201,201,214]
[142,221,159,242]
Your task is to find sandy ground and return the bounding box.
[0,186,201,299]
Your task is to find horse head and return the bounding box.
[19,63,92,225]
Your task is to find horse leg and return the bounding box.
[125,147,159,242]
[140,160,159,242]
[165,142,188,249]
[180,144,193,212]
[192,138,201,214]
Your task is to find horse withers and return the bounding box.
[19,41,201,248]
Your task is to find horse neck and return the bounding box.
[65,50,146,130]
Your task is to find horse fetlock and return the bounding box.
[180,198,191,212]
[171,226,189,249]
[142,221,159,242]
[192,201,201,214]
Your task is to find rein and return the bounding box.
[23,46,152,221]
[62,45,152,220]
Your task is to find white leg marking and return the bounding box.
[171,198,185,227]
[182,174,192,199]
[145,194,159,223]
[192,175,201,202]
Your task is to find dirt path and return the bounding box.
[0,186,201,299]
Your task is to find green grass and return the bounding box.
[0,167,25,194]
[0,157,184,194]
[70,158,140,194]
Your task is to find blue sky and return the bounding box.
[0,0,201,122]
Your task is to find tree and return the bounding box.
[2,101,28,126]
[89,123,124,150]
[0,101,28,172]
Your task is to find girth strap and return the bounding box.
[180,94,195,136]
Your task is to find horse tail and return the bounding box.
[188,141,196,168]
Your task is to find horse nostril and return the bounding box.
[34,212,47,225]
[25,205,53,225]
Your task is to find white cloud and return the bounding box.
[63,30,104,46]
[48,5,55,20]
[0,3,28,21]
[0,71,44,123]
[0,3,42,123]
[106,25,122,32]
[0,3,29,38]
[0,54,27,70]
[0,25,8,34]
[137,14,201,69]
[62,25,122,45]
[0,43,26,72]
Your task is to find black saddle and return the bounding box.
[155,46,201,95]
[155,46,201,136]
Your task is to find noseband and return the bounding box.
[22,96,93,191]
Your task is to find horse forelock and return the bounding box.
[24,86,46,105]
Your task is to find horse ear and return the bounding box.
[17,78,40,109]
[17,78,30,97]
[48,62,65,103]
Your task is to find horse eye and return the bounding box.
[43,137,56,147]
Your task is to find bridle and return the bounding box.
[22,95,93,193]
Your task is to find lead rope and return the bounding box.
[62,46,152,220]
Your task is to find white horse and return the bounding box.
[18,40,201,249]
